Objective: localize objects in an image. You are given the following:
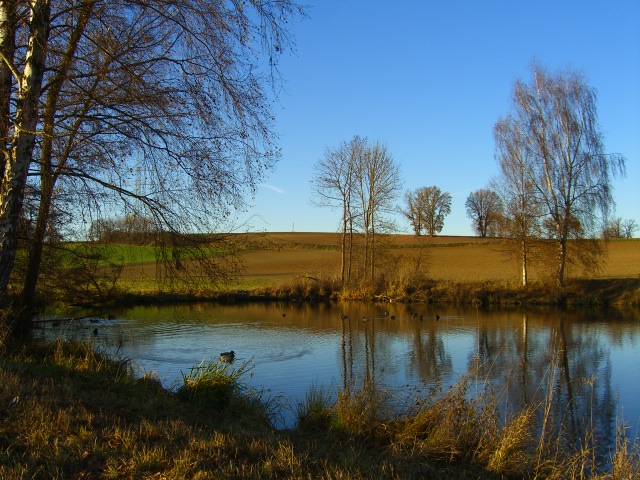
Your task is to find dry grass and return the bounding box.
[0,339,496,479]
[293,353,640,479]
[2,338,639,479]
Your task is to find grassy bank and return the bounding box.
[1,338,638,479]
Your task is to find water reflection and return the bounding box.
[37,302,639,457]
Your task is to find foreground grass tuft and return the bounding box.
[177,358,279,431]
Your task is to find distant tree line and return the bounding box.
[89,214,156,245]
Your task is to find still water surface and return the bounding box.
[39,302,639,453]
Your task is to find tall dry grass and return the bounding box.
[294,345,640,479]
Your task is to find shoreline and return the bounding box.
[68,277,640,310]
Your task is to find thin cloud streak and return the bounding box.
[259,183,288,194]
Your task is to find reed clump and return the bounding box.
[294,374,542,477]
[293,363,640,479]
[176,358,278,430]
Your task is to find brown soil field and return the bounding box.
[234,233,640,286]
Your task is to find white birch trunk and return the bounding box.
[0,0,51,297]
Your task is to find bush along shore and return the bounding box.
[1,337,639,479]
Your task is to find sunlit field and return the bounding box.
[109,233,640,293]
[229,233,640,287]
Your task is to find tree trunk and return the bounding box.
[340,204,346,284]
[556,237,566,288]
[370,219,375,282]
[0,0,51,333]
[13,1,91,332]
[347,214,353,282]
[521,238,528,287]
[555,214,569,288]
[0,1,16,183]
[18,174,52,321]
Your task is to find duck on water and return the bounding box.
[219,351,235,362]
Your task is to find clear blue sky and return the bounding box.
[237,1,640,236]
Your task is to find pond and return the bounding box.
[37,301,639,458]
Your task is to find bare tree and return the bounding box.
[0,0,51,304]
[402,189,422,235]
[312,137,402,284]
[494,63,626,287]
[311,135,365,283]
[493,117,544,287]
[604,217,638,239]
[622,218,638,238]
[603,217,624,239]
[403,186,451,236]
[465,188,503,237]
[354,141,402,281]
[1,0,304,335]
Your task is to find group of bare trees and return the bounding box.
[491,64,626,287]
[313,64,627,290]
[1,0,303,336]
[311,135,402,284]
[462,65,627,287]
[603,217,637,239]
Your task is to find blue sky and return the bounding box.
[237,1,640,236]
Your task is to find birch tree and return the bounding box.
[311,135,365,283]
[0,0,303,335]
[0,0,51,302]
[494,63,625,287]
[492,120,543,286]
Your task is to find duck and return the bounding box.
[219,351,235,362]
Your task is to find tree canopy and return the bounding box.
[465,189,503,237]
